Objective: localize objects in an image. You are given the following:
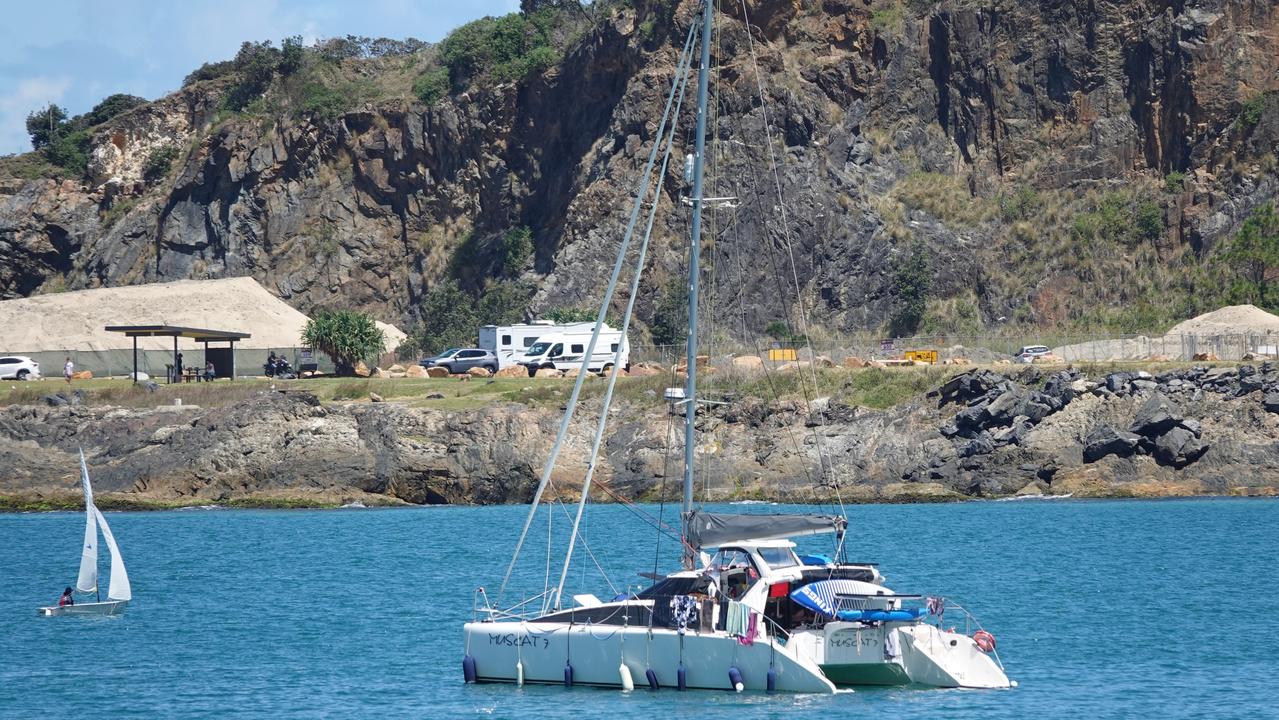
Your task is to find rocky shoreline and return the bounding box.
[2,365,1278,511]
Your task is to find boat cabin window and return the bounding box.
[709,549,760,600]
[757,547,799,570]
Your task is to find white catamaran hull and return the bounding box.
[790,622,1010,689]
[464,621,836,693]
[37,600,129,617]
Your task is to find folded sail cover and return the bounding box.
[684,510,846,548]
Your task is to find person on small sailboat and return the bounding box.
[58,587,75,607]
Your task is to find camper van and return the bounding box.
[517,323,630,376]
[479,322,561,369]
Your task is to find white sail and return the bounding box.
[75,450,98,594]
[92,506,131,602]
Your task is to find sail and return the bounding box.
[75,450,98,594]
[92,506,131,602]
[684,510,847,549]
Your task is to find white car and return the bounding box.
[0,355,41,380]
[1016,345,1052,363]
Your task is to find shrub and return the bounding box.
[649,277,688,347]
[1133,201,1165,244]
[142,145,180,184]
[25,104,68,150]
[299,83,349,121]
[1240,92,1273,128]
[408,280,479,356]
[1219,203,1279,306]
[1164,171,1186,194]
[413,68,450,105]
[498,226,533,277]
[889,240,931,337]
[184,60,236,86]
[301,310,386,375]
[279,35,305,76]
[998,185,1040,223]
[439,9,561,89]
[84,94,147,126]
[545,307,597,323]
[43,129,92,175]
[223,41,282,111]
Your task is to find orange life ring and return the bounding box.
[973,630,996,653]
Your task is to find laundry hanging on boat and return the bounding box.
[725,600,749,637]
[884,628,902,660]
[669,595,700,635]
[738,611,759,646]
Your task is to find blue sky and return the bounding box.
[0,0,520,155]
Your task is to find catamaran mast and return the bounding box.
[681,0,714,568]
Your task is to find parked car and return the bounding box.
[0,355,41,380]
[1016,345,1052,363]
[419,348,498,374]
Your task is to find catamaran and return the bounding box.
[461,0,1010,692]
[38,451,132,617]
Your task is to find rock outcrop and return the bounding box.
[3,363,1279,507]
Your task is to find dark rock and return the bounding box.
[954,402,991,431]
[425,392,446,400]
[1129,393,1182,437]
[1153,427,1209,468]
[985,389,1024,425]
[1264,392,1279,413]
[1106,372,1134,392]
[1238,364,1257,378]
[42,395,67,407]
[937,370,1006,407]
[1083,425,1142,462]
[958,434,995,458]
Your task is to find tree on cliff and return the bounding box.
[889,240,931,337]
[302,310,386,375]
[1220,203,1279,307]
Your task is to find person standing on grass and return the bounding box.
[64,357,73,384]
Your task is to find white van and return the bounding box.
[480,321,560,369]
[518,324,630,375]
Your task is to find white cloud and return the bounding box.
[0,76,71,155]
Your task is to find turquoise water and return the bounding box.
[1,498,1275,719]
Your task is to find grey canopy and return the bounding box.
[683,510,847,549]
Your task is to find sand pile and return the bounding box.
[1164,305,1279,337]
[0,277,405,352]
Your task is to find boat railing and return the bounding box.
[472,586,556,622]
[932,598,1007,672]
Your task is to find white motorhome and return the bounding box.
[479,321,562,369]
[518,323,629,375]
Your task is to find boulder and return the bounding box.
[354,361,371,378]
[405,365,427,378]
[1105,372,1133,392]
[425,392,445,399]
[958,434,995,458]
[387,364,406,373]
[71,370,93,380]
[842,356,866,369]
[425,366,449,378]
[627,365,661,377]
[1153,427,1209,468]
[388,372,406,379]
[1263,392,1279,413]
[369,392,384,403]
[1192,352,1220,361]
[466,366,492,378]
[494,365,529,378]
[985,389,1024,425]
[733,355,765,372]
[1129,393,1181,437]
[1083,425,1143,462]
[814,355,835,368]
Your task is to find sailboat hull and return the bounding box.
[37,600,128,617]
[463,621,836,693]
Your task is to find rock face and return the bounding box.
[2,0,1277,335]
[3,363,1279,506]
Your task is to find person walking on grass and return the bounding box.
[64,357,73,384]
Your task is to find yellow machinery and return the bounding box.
[904,349,938,364]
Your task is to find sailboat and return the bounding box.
[461,1,1010,692]
[38,450,132,617]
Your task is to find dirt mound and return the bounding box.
[1165,304,1279,337]
[0,277,406,352]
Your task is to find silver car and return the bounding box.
[419,348,498,374]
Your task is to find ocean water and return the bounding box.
[1,498,1275,719]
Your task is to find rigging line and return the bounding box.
[553,44,693,610]
[737,0,837,501]
[498,18,701,606]
[653,367,678,578]
[551,498,620,600]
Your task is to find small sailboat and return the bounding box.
[38,450,132,617]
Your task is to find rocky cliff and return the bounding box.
[1,0,1277,339]
[3,365,1278,509]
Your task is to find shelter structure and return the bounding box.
[105,325,250,383]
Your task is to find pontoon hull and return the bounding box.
[37,600,128,617]
[463,621,836,693]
